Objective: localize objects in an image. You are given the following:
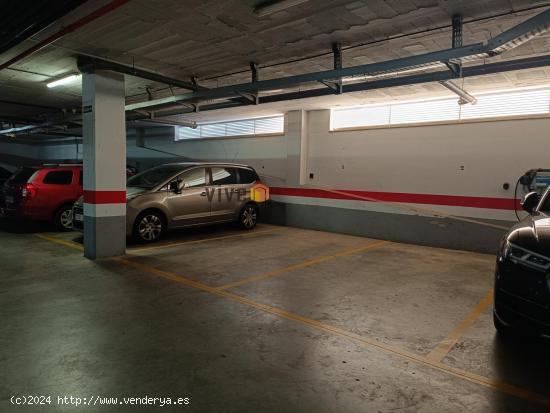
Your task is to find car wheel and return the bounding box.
[239,204,258,230]
[55,204,74,231]
[134,210,165,243]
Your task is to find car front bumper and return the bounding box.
[494,277,550,338]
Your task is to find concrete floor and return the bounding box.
[1,220,550,412]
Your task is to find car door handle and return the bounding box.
[200,192,207,196]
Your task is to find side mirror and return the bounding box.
[169,180,181,194]
[521,191,541,214]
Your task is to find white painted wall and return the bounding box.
[307,110,548,196]
[2,110,548,224]
[303,110,550,221]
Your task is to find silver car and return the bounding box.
[73,162,269,243]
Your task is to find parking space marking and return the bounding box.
[34,233,84,251]
[128,227,285,253]
[113,256,550,408]
[216,240,390,290]
[426,289,494,363]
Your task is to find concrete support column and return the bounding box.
[285,110,309,186]
[82,70,126,259]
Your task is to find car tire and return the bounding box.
[239,203,258,230]
[54,204,74,231]
[133,210,166,243]
[493,312,513,337]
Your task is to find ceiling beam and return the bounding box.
[77,55,206,92]
[125,43,487,111]
[123,7,550,112]
[145,54,550,118]
[5,54,550,136]
[487,8,550,54]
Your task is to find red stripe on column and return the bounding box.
[270,187,521,211]
[84,190,126,204]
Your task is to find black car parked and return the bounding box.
[494,187,550,338]
[0,166,13,187]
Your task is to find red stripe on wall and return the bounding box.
[83,190,126,204]
[270,187,521,211]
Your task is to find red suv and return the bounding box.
[2,164,83,230]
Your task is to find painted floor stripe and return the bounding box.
[129,227,284,253]
[426,289,494,363]
[34,233,84,251]
[216,240,390,290]
[35,230,550,407]
[114,257,550,408]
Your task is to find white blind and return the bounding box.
[331,87,550,130]
[177,115,284,140]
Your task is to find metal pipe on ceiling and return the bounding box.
[0,0,88,55]
[0,0,129,72]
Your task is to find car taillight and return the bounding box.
[21,183,37,199]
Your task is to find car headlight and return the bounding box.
[503,240,550,272]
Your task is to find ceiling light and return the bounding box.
[341,63,447,84]
[260,89,285,94]
[439,80,477,105]
[255,0,309,17]
[47,74,81,88]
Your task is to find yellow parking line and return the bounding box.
[128,227,284,253]
[32,232,550,407]
[216,240,390,290]
[426,289,494,362]
[34,233,84,251]
[114,257,550,408]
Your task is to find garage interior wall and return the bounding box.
[2,110,548,253]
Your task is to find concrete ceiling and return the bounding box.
[2,0,550,126]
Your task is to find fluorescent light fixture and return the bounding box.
[255,0,309,17]
[439,80,477,105]
[47,74,81,88]
[260,89,285,95]
[342,62,446,83]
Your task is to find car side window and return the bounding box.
[43,170,73,185]
[179,168,207,189]
[238,168,259,184]
[211,167,238,185]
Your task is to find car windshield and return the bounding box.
[127,165,185,189]
[10,167,37,184]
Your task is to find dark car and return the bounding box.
[494,187,550,338]
[0,166,13,187]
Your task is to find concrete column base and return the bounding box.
[84,215,126,259]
